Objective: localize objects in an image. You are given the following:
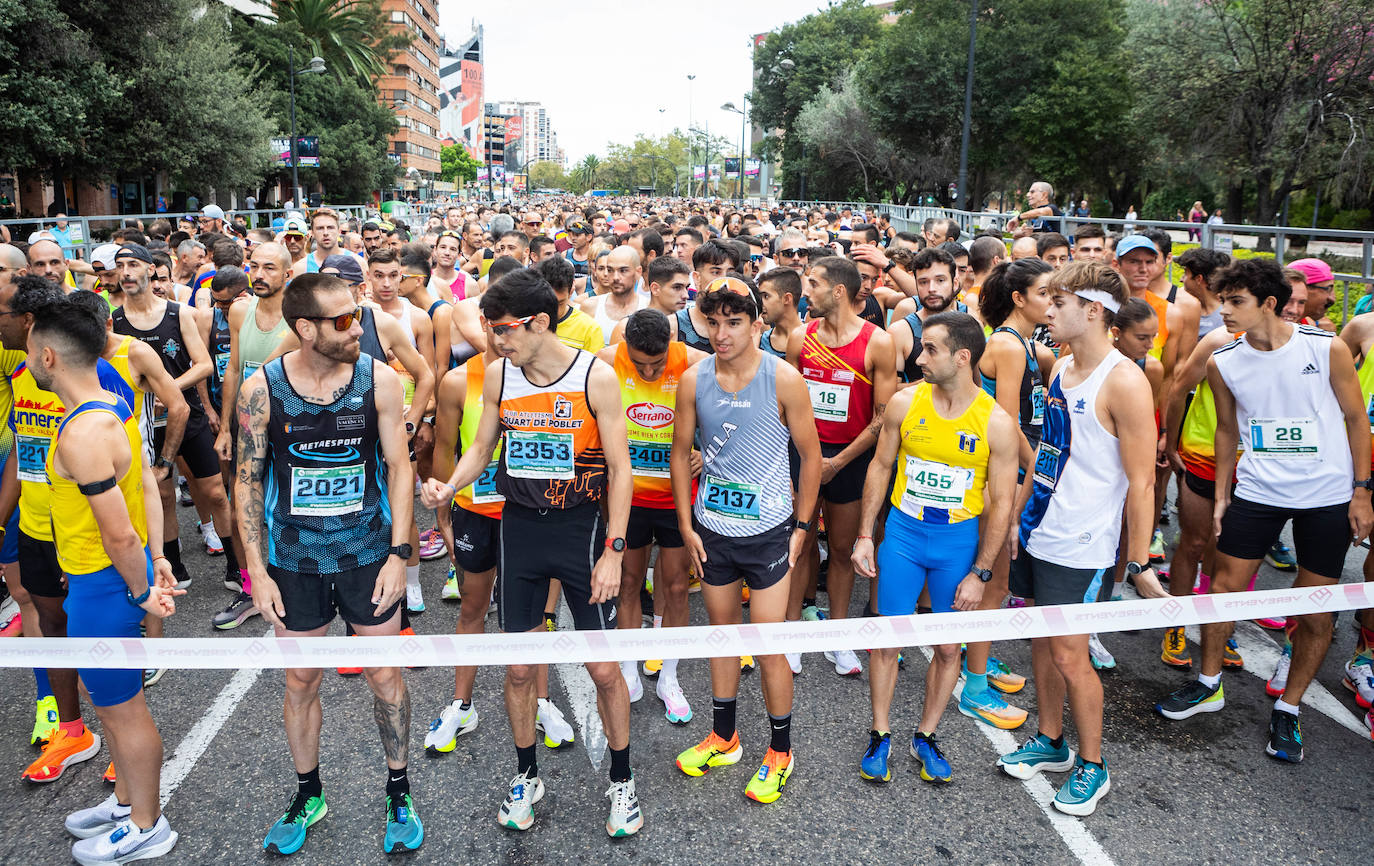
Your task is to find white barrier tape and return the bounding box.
[3,583,1371,670]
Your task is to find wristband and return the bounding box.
[127,586,152,608]
[856,535,873,540]
[152,554,168,563]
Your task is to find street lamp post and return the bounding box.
[288,47,326,208]
[686,75,696,196]
[956,0,978,210]
[721,96,751,204]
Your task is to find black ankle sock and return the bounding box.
[769,713,792,753]
[1045,733,1065,749]
[608,746,631,783]
[297,766,321,797]
[803,597,816,609]
[163,540,188,580]
[712,697,737,740]
[385,767,409,798]
[516,744,538,778]
[223,542,240,573]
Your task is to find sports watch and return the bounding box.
[389,543,413,560]
[793,519,814,533]
[1355,478,1374,492]
[605,537,626,553]
[971,567,993,583]
[127,586,152,608]
[1125,561,1147,576]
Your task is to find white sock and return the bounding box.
[661,658,678,680]
[1198,672,1221,689]
[653,614,663,629]
[406,564,420,590]
[620,659,638,678]
[1274,698,1300,716]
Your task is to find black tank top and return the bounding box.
[984,327,1045,447]
[900,313,924,384]
[676,308,713,353]
[112,301,205,417]
[357,306,385,362]
[859,295,885,328]
[263,356,389,574]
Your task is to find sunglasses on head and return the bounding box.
[303,307,363,331]
[778,247,806,257]
[439,230,461,239]
[481,314,536,336]
[703,277,753,298]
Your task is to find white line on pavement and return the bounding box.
[158,627,271,808]
[917,647,1118,866]
[555,599,605,769]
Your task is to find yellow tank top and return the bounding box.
[46,398,148,575]
[452,355,503,517]
[888,383,994,524]
[10,365,66,541]
[0,348,24,462]
[1358,349,1374,471]
[615,341,688,509]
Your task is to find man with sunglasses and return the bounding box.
[772,229,809,277]
[238,273,422,855]
[421,268,640,837]
[198,204,226,237]
[562,220,594,293]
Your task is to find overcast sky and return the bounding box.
[434,0,839,163]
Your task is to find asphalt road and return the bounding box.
[0,495,1369,865]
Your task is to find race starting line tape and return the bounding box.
[1,583,1370,669]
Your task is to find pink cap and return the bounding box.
[1288,257,1334,285]
[613,219,631,234]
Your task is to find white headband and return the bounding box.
[1074,289,1121,313]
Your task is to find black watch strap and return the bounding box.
[794,519,813,533]
[1356,478,1374,491]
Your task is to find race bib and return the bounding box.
[899,457,972,516]
[1249,417,1317,459]
[806,380,849,422]
[152,401,167,430]
[701,474,760,523]
[242,360,262,379]
[16,434,49,483]
[629,439,670,478]
[472,461,504,505]
[1029,384,1046,426]
[290,464,364,516]
[1033,441,1063,490]
[504,430,574,480]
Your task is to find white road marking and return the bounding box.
[917,647,1117,866]
[159,627,271,807]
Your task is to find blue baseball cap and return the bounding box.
[271,217,286,232]
[1115,235,1158,259]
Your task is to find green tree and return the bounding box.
[529,161,570,191]
[266,0,409,88]
[575,155,602,192]
[440,144,481,185]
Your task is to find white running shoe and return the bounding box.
[199,521,223,556]
[65,794,130,840]
[656,677,692,724]
[70,815,177,865]
[497,771,544,831]
[621,660,643,703]
[406,584,425,614]
[1267,645,1292,698]
[785,652,802,675]
[825,648,863,677]
[604,776,643,837]
[424,700,479,754]
[1088,634,1117,670]
[535,698,574,748]
[1343,658,1374,708]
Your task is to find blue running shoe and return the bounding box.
[1265,709,1303,763]
[910,732,951,783]
[1052,757,1111,816]
[264,791,327,855]
[859,731,891,782]
[959,687,1028,730]
[1265,541,1297,572]
[384,793,424,853]
[997,733,1076,780]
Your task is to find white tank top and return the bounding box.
[592,292,647,341]
[383,298,418,348]
[1212,323,1352,508]
[1021,348,1133,569]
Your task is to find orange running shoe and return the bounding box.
[22,727,100,783]
[103,762,116,784]
[744,748,794,803]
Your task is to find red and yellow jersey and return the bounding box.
[453,355,503,518]
[614,341,688,509]
[496,351,605,510]
[800,319,877,444]
[1143,290,1169,361]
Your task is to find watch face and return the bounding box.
[611,537,626,552]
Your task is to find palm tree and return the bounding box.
[268,0,407,88]
[577,154,601,192]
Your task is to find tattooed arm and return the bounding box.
[236,371,285,628]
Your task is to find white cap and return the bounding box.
[91,243,121,270]
[26,230,54,245]
[200,204,225,220]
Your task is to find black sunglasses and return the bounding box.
[778,247,807,257]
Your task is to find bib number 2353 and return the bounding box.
[505,431,575,479]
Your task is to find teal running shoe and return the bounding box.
[264,791,327,855]
[1052,757,1111,816]
[997,733,1075,780]
[859,731,891,782]
[384,793,424,853]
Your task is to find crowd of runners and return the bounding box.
[2,187,1373,862]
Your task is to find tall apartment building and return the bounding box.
[380,0,443,187]
[488,100,563,169]
[438,24,485,161]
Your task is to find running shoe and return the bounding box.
[1366,708,1374,740]
[263,791,327,855]
[1267,644,1291,697]
[200,522,223,556]
[424,700,479,754]
[675,731,742,776]
[72,815,177,866]
[383,793,423,853]
[544,613,556,632]
[142,669,166,688]
[177,479,193,506]
[785,652,802,675]
[535,698,574,748]
[740,655,756,672]
[1088,634,1117,670]
[1256,616,1287,630]
[744,748,793,803]
[212,592,259,630]
[641,658,662,676]
[406,584,425,615]
[1266,709,1303,763]
[986,656,1025,693]
[1052,757,1111,816]
[172,571,192,590]
[0,598,21,636]
[441,566,460,601]
[859,731,891,782]
[741,584,750,606]
[1156,680,1224,720]
[337,665,363,676]
[688,575,701,593]
[1343,658,1374,709]
[65,793,131,840]
[800,604,828,621]
[910,732,951,783]
[1161,627,1191,669]
[223,572,242,593]
[604,776,643,837]
[825,648,862,677]
[497,771,544,831]
[419,529,447,561]
[1007,596,1027,609]
[23,727,100,782]
[1264,541,1297,571]
[1222,638,1243,669]
[997,733,1075,780]
[102,763,115,784]
[959,687,1028,730]
[1148,528,1165,564]
[655,678,692,724]
[621,660,643,703]
[31,695,58,746]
